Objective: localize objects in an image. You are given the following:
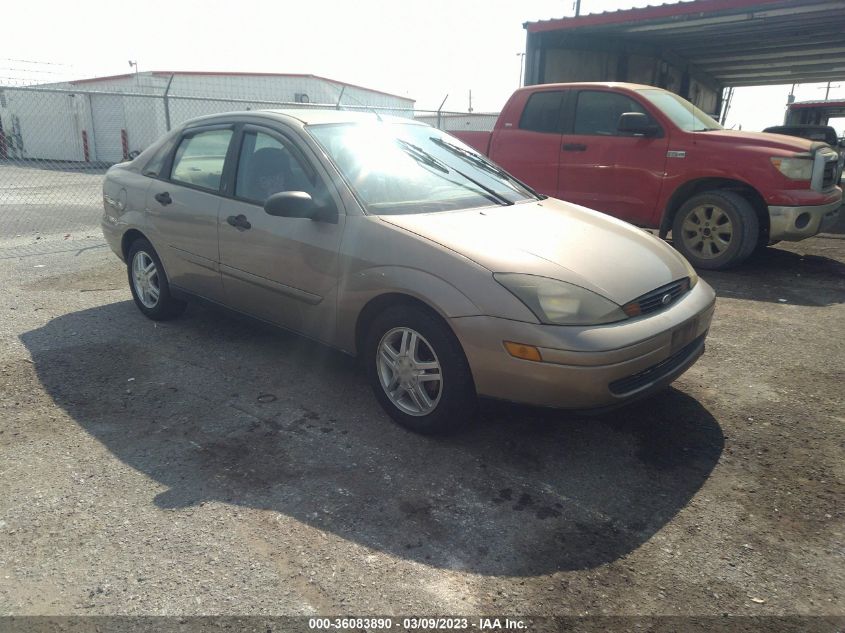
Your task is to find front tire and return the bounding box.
[365,304,476,434]
[126,238,186,320]
[672,190,759,270]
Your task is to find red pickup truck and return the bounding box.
[453,83,842,269]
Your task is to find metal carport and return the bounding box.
[524,0,845,117]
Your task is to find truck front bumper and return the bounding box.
[768,198,841,241]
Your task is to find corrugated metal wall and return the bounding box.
[0,73,416,165]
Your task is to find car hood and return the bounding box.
[379,198,690,305]
[694,129,815,153]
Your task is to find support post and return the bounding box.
[436,94,448,130]
[163,74,175,131]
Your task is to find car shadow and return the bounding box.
[20,301,724,576]
[698,246,845,306]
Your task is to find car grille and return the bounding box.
[623,277,690,318]
[609,333,705,396]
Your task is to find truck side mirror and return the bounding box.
[618,112,660,137]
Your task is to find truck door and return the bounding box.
[488,90,566,198]
[557,89,668,225]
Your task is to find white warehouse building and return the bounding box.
[0,71,415,165]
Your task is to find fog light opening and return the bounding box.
[504,341,543,362]
[794,212,811,229]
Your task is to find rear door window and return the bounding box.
[573,91,649,136]
[170,128,233,191]
[519,91,565,134]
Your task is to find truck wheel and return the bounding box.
[672,191,759,270]
[365,304,476,434]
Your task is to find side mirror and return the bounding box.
[618,112,660,137]
[264,191,337,223]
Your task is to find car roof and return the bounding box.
[182,108,423,128]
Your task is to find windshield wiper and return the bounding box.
[429,137,545,200]
[395,139,513,206]
[396,139,450,173]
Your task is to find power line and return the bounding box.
[0,58,72,66]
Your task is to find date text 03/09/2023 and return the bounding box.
[307,617,528,630]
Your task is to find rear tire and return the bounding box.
[365,304,476,434]
[126,238,186,321]
[672,190,759,270]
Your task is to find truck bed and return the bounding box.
[451,131,493,156]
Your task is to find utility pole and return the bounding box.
[818,82,841,100]
[468,89,473,113]
[574,0,581,16]
[517,52,525,87]
[128,60,139,86]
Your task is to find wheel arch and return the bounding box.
[354,292,459,359]
[120,228,149,260]
[659,178,769,239]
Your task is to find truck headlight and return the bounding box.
[770,156,812,180]
[494,273,627,325]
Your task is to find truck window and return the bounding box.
[519,91,565,134]
[637,89,722,132]
[574,91,648,136]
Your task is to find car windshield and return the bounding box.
[637,89,723,132]
[307,121,537,215]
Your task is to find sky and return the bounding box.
[3,0,844,133]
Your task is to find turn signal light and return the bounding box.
[623,303,642,317]
[504,341,543,362]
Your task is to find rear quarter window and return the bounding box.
[519,91,565,134]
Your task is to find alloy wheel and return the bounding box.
[680,204,734,259]
[132,250,161,308]
[376,327,443,416]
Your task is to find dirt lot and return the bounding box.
[0,174,843,627]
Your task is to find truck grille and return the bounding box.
[622,277,690,318]
[822,160,837,190]
[609,333,705,396]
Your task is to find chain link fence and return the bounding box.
[0,73,497,221]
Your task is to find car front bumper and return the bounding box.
[768,198,841,241]
[449,280,716,411]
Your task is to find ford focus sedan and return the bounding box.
[102,109,715,434]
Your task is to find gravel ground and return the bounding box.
[0,182,843,625]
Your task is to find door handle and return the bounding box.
[154,191,172,206]
[562,143,587,152]
[226,214,252,231]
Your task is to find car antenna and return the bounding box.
[337,86,382,121]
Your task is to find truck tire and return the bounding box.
[672,191,759,270]
[754,238,781,253]
[365,304,476,434]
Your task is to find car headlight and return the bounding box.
[679,252,699,286]
[494,273,627,325]
[770,156,812,180]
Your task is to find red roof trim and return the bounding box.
[70,73,136,84]
[525,0,787,33]
[70,71,414,102]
